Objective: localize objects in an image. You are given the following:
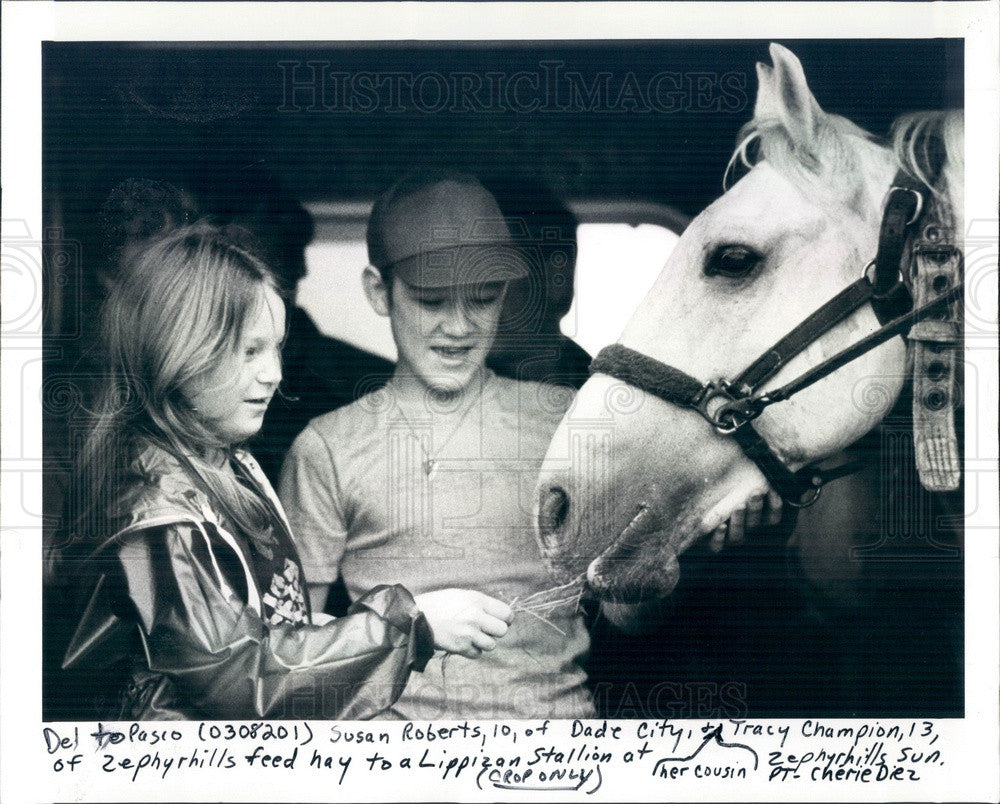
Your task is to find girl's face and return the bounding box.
[186,285,285,446]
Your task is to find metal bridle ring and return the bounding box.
[863,259,903,289]
[713,412,744,435]
[786,483,823,508]
[711,399,756,434]
[694,383,738,431]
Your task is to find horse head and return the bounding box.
[535,43,963,602]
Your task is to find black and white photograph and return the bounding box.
[2,2,998,802]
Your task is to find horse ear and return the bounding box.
[754,43,827,155]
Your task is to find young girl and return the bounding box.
[51,223,512,720]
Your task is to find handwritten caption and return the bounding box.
[43,717,947,794]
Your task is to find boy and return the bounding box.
[280,171,594,719]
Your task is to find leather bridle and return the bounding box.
[589,168,964,507]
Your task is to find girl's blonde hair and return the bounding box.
[71,222,284,548]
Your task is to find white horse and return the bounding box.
[535,44,963,615]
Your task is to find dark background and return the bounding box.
[43,39,962,279]
[44,39,963,343]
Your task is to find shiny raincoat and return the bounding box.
[56,444,433,720]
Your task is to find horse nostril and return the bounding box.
[537,486,570,549]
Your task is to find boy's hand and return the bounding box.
[414,589,514,659]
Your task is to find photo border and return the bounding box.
[3,2,997,801]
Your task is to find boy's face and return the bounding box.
[386,276,507,395]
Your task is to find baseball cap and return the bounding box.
[367,170,529,288]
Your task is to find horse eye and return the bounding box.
[705,245,761,278]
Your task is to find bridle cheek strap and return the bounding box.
[589,271,962,508]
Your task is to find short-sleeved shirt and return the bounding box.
[280,370,594,719]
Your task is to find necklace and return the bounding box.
[391,388,482,479]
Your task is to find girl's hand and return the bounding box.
[414,589,514,659]
[709,489,784,553]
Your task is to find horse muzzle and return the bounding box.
[534,375,726,601]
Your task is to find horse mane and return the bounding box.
[725,109,963,212]
[890,111,964,205]
[724,112,875,193]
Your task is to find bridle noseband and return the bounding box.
[589,168,964,507]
